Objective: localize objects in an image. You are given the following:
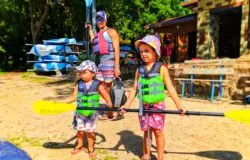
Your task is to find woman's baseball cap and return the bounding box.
[96,11,107,19]
[75,60,98,73]
[135,35,161,57]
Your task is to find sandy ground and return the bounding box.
[0,72,250,160]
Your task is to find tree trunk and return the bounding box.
[29,0,50,44]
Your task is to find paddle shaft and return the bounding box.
[78,107,224,117]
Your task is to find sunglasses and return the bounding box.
[95,17,105,23]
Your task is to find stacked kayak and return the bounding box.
[29,38,79,72]
[120,40,133,58]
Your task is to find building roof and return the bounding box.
[180,0,198,7]
[145,13,197,30]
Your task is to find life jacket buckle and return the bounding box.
[142,91,149,95]
[142,84,149,89]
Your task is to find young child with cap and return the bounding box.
[121,35,186,160]
[63,60,113,158]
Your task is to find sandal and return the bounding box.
[98,115,110,120]
[71,147,83,155]
[110,114,124,121]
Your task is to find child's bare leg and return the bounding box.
[153,129,165,160]
[142,130,152,159]
[87,132,96,158]
[71,131,84,154]
[76,131,84,148]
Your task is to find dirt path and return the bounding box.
[0,72,250,160]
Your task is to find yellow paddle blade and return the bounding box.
[225,109,250,125]
[33,100,76,115]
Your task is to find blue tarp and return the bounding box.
[0,141,32,160]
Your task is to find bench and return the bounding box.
[174,59,235,102]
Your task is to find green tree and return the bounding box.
[28,0,85,42]
[0,0,85,70]
[0,0,190,71]
[0,0,30,70]
[96,0,191,41]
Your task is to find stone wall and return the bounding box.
[197,0,249,58]
[229,56,250,100]
[168,63,186,94]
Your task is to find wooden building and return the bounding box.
[148,0,250,60]
[147,0,250,100]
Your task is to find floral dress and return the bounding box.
[73,82,99,133]
[139,102,166,131]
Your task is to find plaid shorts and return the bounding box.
[96,59,115,83]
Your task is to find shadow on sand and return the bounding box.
[98,130,157,160]
[166,150,242,160]
[43,130,242,160]
[43,132,106,149]
[44,79,72,86]
[97,130,242,160]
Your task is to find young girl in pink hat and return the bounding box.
[121,35,185,160]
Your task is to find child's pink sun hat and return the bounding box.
[135,35,161,57]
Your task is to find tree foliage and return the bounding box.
[0,0,190,70]
[96,0,191,41]
[0,0,30,70]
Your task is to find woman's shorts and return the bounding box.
[96,59,115,83]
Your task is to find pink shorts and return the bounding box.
[139,102,166,131]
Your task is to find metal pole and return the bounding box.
[147,113,151,160]
[86,7,90,57]
[138,83,143,116]
[85,0,93,57]
[77,107,225,117]
[92,0,96,34]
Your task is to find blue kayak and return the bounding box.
[33,62,73,72]
[37,55,78,63]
